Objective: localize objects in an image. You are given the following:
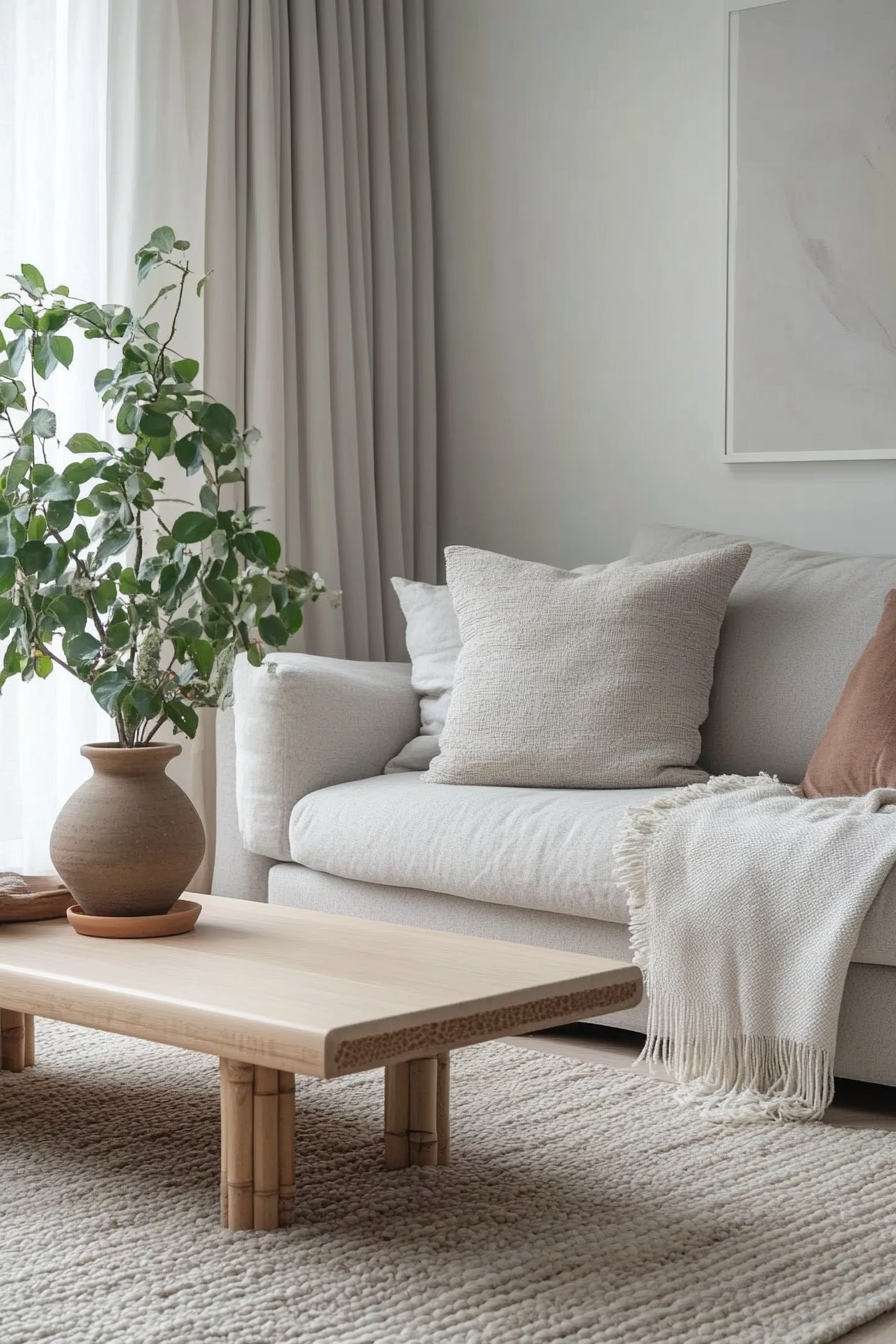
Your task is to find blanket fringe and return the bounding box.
[641,995,833,1123]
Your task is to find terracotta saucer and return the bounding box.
[66,899,202,939]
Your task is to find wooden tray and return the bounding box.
[0,875,73,923]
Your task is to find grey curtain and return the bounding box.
[204,0,437,661]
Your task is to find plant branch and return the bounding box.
[153,262,189,384]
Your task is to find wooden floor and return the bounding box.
[508,1025,896,1344]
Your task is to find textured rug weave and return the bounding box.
[3,1023,896,1344]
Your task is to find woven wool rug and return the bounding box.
[3,1024,896,1344]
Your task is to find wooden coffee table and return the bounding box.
[0,894,642,1230]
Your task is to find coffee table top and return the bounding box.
[0,894,642,1076]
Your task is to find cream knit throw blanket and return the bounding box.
[614,775,896,1122]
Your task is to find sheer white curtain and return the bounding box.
[0,0,216,880]
[0,0,111,872]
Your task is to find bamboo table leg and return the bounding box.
[219,1059,295,1230]
[278,1071,296,1226]
[1,1009,33,1072]
[384,1053,450,1169]
[436,1051,450,1166]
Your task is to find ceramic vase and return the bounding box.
[49,742,205,918]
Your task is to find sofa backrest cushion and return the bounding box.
[630,525,896,783]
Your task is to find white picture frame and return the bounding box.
[724,0,896,461]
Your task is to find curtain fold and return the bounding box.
[206,0,438,662]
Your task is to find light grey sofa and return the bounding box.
[213,525,896,1089]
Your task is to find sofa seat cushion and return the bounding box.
[288,772,896,969]
[288,772,677,924]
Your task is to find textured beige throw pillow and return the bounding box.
[424,543,751,788]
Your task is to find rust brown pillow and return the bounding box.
[800,590,896,797]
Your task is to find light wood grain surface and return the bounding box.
[0,894,641,1077]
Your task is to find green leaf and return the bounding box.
[32,333,57,380]
[91,666,132,713]
[69,524,90,552]
[255,531,281,567]
[34,655,52,679]
[66,432,104,455]
[105,620,131,651]
[50,595,88,635]
[40,309,70,333]
[65,632,102,663]
[167,618,204,641]
[20,263,46,292]
[199,484,217,516]
[149,226,176,254]
[197,402,236,444]
[49,333,74,369]
[156,534,180,554]
[188,638,214,679]
[126,682,162,720]
[136,251,159,283]
[35,472,77,502]
[23,408,56,441]
[18,540,53,574]
[116,402,142,436]
[7,330,27,376]
[173,240,190,251]
[39,543,68,583]
[165,699,199,738]
[95,527,132,565]
[52,284,69,296]
[172,357,200,384]
[234,532,266,565]
[75,498,100,517]
[174,432,203,475]
[216,468,244,485]
[196,274,210,298]
[205,576,234,606]
[63,458,100,485]
[94,368,115,394]
[46,499,75,531]
[27,514,46,541]
[118,567,139,596]
[248,575,273,612]
[5,443,33,493]
[258,613,290,646]
[246,643,263,668]
[139,409,173,439]
[171,511,216,544]
[94,579,117,611]
[0,556,15,593]
[0,596,16,629]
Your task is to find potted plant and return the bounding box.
[0,228,325,920]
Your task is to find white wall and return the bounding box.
[427,0,896,564]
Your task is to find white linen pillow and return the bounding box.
[385,562,620,773]
[424,543,751,789]
[385,578,461,772]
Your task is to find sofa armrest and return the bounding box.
[211,706,277,902]
[232,652,418,862]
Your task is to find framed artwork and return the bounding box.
[726,0,896,461]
